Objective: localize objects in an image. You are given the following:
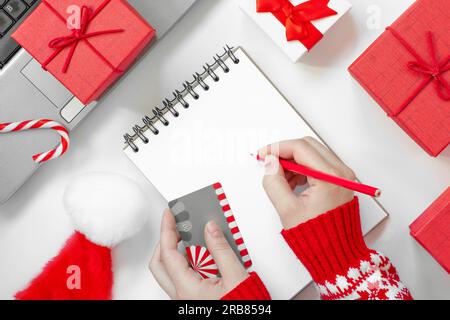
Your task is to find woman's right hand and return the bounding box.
[259,137,356,229]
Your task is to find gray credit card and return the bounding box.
[169,182,252,279]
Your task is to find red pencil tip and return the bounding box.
[250,153,262,161]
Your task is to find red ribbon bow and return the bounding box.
[42,0,124,73]
[256,0,337,50]
[387,27,450,117]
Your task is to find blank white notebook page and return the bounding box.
[125,47,387,299]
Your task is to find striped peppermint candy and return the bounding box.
[0,119,70,164]
[186,245,219,279]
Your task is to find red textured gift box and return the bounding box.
[410,187,450,274]
[349,0,450,157]
[12,0,155,105]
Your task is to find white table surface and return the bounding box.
[0,0,449,300]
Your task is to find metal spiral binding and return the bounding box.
[124,45,240,152]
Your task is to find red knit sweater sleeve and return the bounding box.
[221,272,271,300]
[282,197,413,300]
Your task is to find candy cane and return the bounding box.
[0,119,70,164]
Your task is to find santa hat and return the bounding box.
[15,172,148,300]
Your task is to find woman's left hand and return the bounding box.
[149,210,249,300]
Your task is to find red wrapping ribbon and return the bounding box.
[42,0,124,73]
[386,27,450,117]
[256,0,337,50]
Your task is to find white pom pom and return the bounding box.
[63,172,149,248]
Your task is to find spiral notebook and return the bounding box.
[124,46,387,299]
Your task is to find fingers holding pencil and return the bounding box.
[258,137,359,228]
[259,139,336,182]
[258,138,356,183]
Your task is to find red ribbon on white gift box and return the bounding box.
[0,119,70,164]
[256,0,337,49]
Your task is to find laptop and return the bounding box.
[0,0,198,203]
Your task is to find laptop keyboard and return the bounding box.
[0,0,40,69]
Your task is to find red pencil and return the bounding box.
[254,155,381,198]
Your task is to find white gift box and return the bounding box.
[239,0,352,62]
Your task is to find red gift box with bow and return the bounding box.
[349,0,450,157]
[12,0,155,105]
